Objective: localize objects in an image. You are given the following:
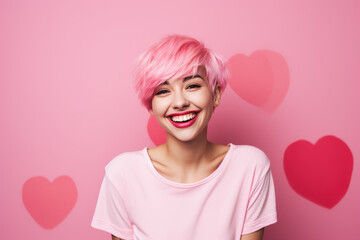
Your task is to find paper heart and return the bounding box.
[147,115,166,145]
[22,175,77,229]
[284,135,353,209]
[227,50,289,112]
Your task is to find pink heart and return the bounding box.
[22,175,77,229]
[284,135,353,209]
[147,115,166,145]
[227,50,289,112]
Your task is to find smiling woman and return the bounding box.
[91,35,277,240]
[150,67,218,142]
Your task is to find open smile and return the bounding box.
[167,111,200,128]
[170,112,197,122]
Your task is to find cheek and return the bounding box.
[151,98,169,115]
[191,91,213,108]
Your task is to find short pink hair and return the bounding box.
[134,34,229,110]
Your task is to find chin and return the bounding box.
[167,127,207,143]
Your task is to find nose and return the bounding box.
[172,90,190,110]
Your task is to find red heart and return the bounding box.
[147,115,166,145]
[22,175,77,229]
[284,135,353,209]
[227,50,289,112]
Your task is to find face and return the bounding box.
[150,67,221,142]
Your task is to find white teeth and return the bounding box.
[170,113,197,122]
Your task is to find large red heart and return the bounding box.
[284,135,353,209]
[227,50,289,112]
[22,175,77,229]
[147,115,166,145]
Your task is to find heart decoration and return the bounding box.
[147,115,166,145]
[227,50,290,112]
[22,175,77,229]
[284,135,353,209]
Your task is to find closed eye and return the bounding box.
[155,89,169,95]
[187,84,201,89]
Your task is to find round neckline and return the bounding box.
[143,143,233,188]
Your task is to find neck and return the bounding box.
[163,127,214,171]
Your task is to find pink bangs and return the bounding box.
[134,35,228,110]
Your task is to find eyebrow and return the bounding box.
[161,74,203,85]
[183,74,203,81]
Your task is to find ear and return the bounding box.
[213,83,221,107]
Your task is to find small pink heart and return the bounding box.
[284,135,353,209]
[227,50,289,112]
[147,115,166,145]
[22,175,77,229]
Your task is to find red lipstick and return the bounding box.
[167,111,199,128]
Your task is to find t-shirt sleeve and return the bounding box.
[242,154,277,235]
[91,173,134,239]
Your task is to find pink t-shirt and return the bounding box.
[91,144,277,239]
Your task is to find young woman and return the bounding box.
[91,35,277,240]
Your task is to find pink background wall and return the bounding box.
[1,0,359,239]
